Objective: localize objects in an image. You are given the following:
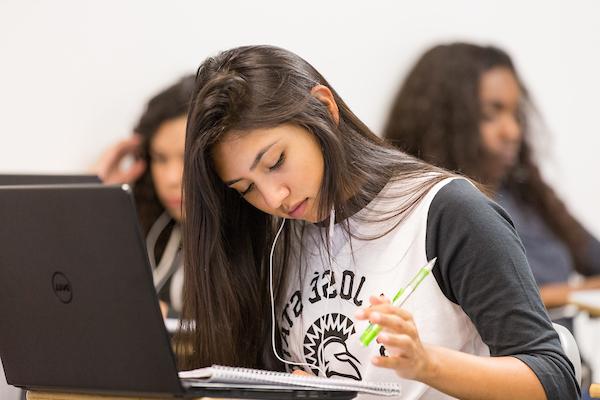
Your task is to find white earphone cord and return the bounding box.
[269,209,336,377]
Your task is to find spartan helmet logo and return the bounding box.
[303,313,362,380]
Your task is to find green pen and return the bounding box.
[359,257,437,347]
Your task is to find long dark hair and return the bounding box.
[132,75,195,235]
[382,42,588,273]
[181,45,452,370]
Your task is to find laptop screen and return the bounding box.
[0,174,101,186]
[0,184,357,400]
[0,184,182,396]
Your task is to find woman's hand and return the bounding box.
[90,135,146,184]
[159,300,169,319]
[356,295,549,399]
[291,369,313,377]
[355,295,437,382]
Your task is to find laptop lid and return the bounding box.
[0,174,101,186]
[0,184,183,396]
[0,184,356,400]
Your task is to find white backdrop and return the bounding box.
[0,0,598,235]
[0,0,599,391]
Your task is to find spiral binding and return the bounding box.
[206,365,403,396]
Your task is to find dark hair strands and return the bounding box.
[179,45,453,370]
[130,75,195,262]
[382,42,588,274]
[132,75,195,232]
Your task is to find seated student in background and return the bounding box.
[92,75,194,317]
[178,45,578,399]
[382,42,600,329]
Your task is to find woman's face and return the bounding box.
[212,123,325,223]
[150,116,186,221]
[479,67,523,185]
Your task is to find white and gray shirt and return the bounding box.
[279,178,578,400]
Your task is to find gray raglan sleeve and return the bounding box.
[426,179,580,400]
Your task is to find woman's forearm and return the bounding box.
[539,283,571,308]
[419,345,546,400]
[540,277,600,308]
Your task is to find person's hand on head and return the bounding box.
[91,135,146,184]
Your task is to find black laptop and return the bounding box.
[0,184,356,399]
[0,174,101,185]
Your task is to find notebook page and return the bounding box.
[180,365,402,396]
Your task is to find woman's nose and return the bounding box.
[166,159,184,187]
[501,114,522,143]
[260,181,290,210]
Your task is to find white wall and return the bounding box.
[1,0,599,392]
[0,0,598,235]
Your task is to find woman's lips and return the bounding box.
[288,198,308,218]
[166,198,182,208]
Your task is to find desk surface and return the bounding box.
[27,391,207,400]
[28,386,600,399]
[591,384,600,398]
[569,289,600,317]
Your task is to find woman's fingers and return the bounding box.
[356,303,414,322]
[372,334,419,369]
[372,353,411,369]
[292,369,313,376]
[117,159,146,183]
[93,135,145,184]
[372,332,432,381]
[369,294,391,305]
[355,300,431,381]
[377,333,413,354]
[371,311,417,338]
[354,298,431,381]
[355,295,390,318]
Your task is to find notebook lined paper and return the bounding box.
[179,365,403,396]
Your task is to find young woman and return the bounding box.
[180,45,579,399]
[382,43,600,329]
[93,75,194,317]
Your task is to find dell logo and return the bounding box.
[52,272,73,304]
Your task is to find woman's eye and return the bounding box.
[269,153,285,171]
[481,109,497,122]
[151,154,168,164]
[241,183,255,196]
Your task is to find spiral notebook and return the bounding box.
[179,365,403,396]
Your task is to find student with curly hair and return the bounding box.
[382,43,600,325]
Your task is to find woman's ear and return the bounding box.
[311,85,340,125]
